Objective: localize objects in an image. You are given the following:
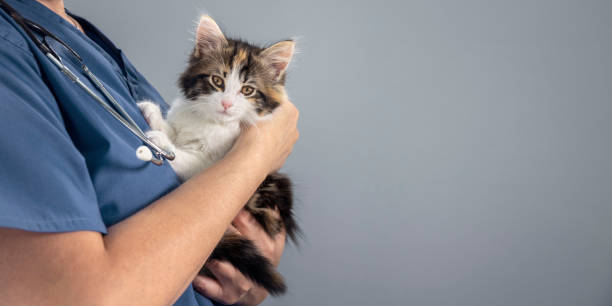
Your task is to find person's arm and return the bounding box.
[0,102,299,306]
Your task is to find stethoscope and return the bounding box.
[0,0,175,165]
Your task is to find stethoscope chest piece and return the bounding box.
[136,145,171,166]
[136,145,153,162]
[0,0,177,167]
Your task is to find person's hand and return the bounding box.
[193,209,286,305]
[229,100,299,174]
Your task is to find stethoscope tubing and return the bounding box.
[48,53,175,164]
[0,0,174,165]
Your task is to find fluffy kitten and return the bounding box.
[138,15,298,295]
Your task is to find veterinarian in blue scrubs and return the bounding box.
[0,0,295,305]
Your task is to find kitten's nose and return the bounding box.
[222,100,233,110]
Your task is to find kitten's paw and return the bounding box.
[137,101,166,131]
[145,130,176,153]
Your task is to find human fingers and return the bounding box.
[231,209,258,237]
[194,260,251,305]
[204,260,253,304]
[232,209,286,267]
[233,100,299,173]
[192,275,224,301]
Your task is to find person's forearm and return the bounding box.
[1,101,298,305]
[101,147,267,305]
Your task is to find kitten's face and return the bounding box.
[178,16,295,124]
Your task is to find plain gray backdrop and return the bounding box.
[65,1,612,305]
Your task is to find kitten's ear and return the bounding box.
[261,40,295,80]
[194,15,227,56]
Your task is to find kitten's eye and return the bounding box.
[240,86,255,96]
[210,75,224,89]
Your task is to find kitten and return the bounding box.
[138,15,299,295]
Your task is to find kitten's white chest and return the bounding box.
[164,105,241,180]
[175,122,240,162]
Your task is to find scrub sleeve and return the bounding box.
[0,1,228,305]
[0,24,106,233]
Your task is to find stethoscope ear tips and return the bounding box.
[136,145,153,162]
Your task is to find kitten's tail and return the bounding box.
[202,232,287,295]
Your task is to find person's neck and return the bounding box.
[36,0,83,32]
[36,0,65,18]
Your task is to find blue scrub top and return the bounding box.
[0,1,217,305]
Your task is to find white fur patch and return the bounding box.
[142,65,263,181]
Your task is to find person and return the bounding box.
[0,0,299,305]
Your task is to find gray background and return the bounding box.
[65,1,612,305]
